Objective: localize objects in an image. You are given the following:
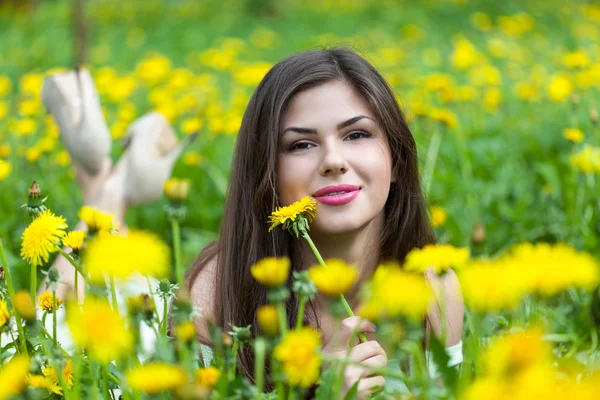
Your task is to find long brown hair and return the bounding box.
[185,46,434,385]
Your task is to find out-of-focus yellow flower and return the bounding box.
[274,328,322,388]
[195,367,221,389]
[67,298,133,364]
[234,62,272,86]
[0,75,12,97]
[563,128,584,143]
[110,120,129,140]
[485,328,550,378]
[462,377,505,400]
[200,48,236,71]
[459,260,528,312]
[0,356,30,399]
[424,73,453,91]
[83,230,171,284]
[53,150,70,167]
[498,13,534,37]
[43,359,74,388]
[470,11,492,31]
[308,259,357,298]
[13,291,35,320]
[20,73,43,97]
[136,54,172,86]
[62,230,86,251]
[429,108,458,129]
[0,101,8,119]
[505,243,599,295]
[430,206,447,227]
[14,119,37,136]
[94,67,117,95]
[257,304,279,336]
[404,244,469,274]
[126,363,186,394]
[548,75,572,101]
[174,321,197,342]
[18,99,41,116]
[250,257,290,288]
[0,160,11,181]
[20,210,68,267]
[561,50,590,69]
[106,76,137,103]
[250,27,279,49]
[164,178,190,202]
[25,148,41,163]
[516,81,539,101]
[0,144,10,158]
[78,206,114,233]
[0,299,11,329]
[182,151,203,166]
[451,36,480,70]
[167,68,194,92]
[469,64,502,86]
[155,103,178,122]
[27,374,62,395]
[38,291,62,313]
[268,196,317,233]
[484,87,502,111]
[570,145,600,174]
[359,263,433,321]
[180,117,203,135]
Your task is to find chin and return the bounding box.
[311,216,372,237]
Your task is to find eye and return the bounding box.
[345,130,372,140]
[287,141,316,152]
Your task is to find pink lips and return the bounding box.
[313,184,361,206]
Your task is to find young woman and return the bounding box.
[187,47,464,398]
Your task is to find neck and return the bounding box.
[296,212,384,298]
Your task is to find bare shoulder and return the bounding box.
[190,254,218,342]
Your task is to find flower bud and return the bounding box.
[164,178,190,204]
[47,267,60,284]
[26,181,48,218]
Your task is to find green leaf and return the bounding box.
[429,334,458,394]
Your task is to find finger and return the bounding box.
[357,376,386,399]
[334,317,376,347]
[359,354,388,377]
[347,340,386,362]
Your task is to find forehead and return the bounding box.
[282,80,375,127]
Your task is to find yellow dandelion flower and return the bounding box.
[0,159,11,181]
[268,196,317,233]
[429,206,447,227]
[404,244,469,274]
[359,263,433,321]
[180,117,203,135]
[164,178,190,202]
[195,367,221,389]
[13,290,36,320]
[174,321,197,342]
[429,108,458,129]
[570,145,600,174]
[20,210,68,267]
[563,128,584,143]
[308,259,357,298]
[561,50,590,69]
[78,206,114,233]
[83,230,171,284]
[274,327,322,388]
[504,243,599,296]
[250,257,290,287]
[62,230,86,250]
[0,356,30,399]
[0,299,11,329]
[256,304,279,336]
[38,291,62,313]
[462,377,506,400]
[548,75,572,101]
[27,374,62,395]
[67,298,134,364]
[43,359,74,388]
[126,363,186,394]
[459,260,528,312]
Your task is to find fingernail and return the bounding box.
[372,323,377,331]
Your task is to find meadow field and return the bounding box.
[0,0,599,398]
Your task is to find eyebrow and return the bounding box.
[281,115,373,136]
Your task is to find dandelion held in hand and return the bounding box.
[268,196,317,237]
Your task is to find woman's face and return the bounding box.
[277,80,395,236]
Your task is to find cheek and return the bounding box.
[276,156,313,205]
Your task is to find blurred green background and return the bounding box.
[0,0,599,288]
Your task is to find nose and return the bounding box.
[319,141,349,176]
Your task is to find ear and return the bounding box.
[390,169,399,184]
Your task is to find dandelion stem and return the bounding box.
[296,296,307,330]
[0,238,29,357]
[423,129,443,198]
[52,289,58,345]
[301,231,366,342]
[102,364,111,400]
[254,338,266,393]
[162,295,168,336]
[109,276,119,315]
[171,217,184,286]
[56,247,84,299]
[277,302,288,335]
